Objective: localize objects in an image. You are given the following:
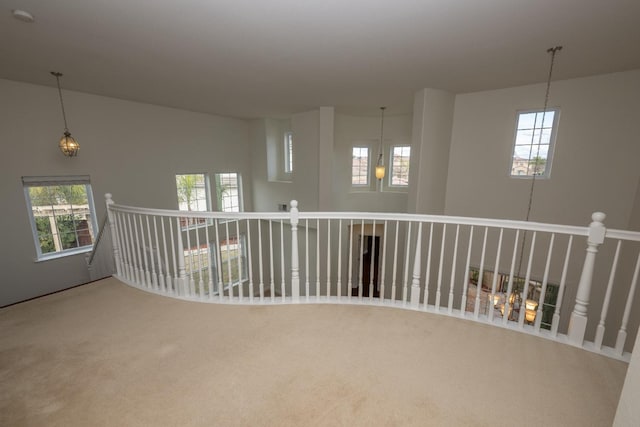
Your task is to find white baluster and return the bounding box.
[195,218,204,298]
[595,240,621,348]
[184,221,195,297]
[380,220,388,305]
[474,227,488,319]
[337,219,343,301]
[436,224,448,311]
[369,219,376,301]
[214,219,223,301]
[317,219,321,300]
[290,200,300,302]
[488,228,504,322]
[152,217,163,292]
[225,220,233,300]
[175,217,188,297]
[168,217,178,295]
[205,221,214,299]
[131,214,143,285]
[347,220,353,301]
[535,234,555,331]
[257,219,264,301]
[461,225,473,316]
[503,230,520,325]
[327,219,332,299]
[145,216,157,290]
[138,215,150,286]
[246,219,254,303]
[423,223,434,311]
[402,222,412,305]
[518,232,537,328]
[236,220,243,300]
[358,219,364,299]
[410,222,423,308]
[448,225,459,314]
[269,220,275,302]
[552,236,573,336]
[568,212,606,346]
[391,221,400,303]
[305,219,310,301]
[280,219,285,301]
[615,250,640,355]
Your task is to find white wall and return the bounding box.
[408,88,455,214]
[332,112,413,212]
[445,70,640,228]
[0,78,251,306]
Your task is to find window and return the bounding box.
[216,173,242,212]
[185,234,248,294]
[390,145,411,186]
[351,146,370,186]
[284,131,293,174]
[23,175,98,260]
[176,174,210,227]
[510,109,559,178]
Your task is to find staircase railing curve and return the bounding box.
[104,194,640,362]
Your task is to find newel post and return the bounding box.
[105,193,122,277]
[410,222,423,308]
[290,200,300,302]
[568,212,606,346]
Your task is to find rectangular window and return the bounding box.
[23,175,98,260]
[351,146,370,186]
[176,174,210,227]
[284,132,293,174]
[184,234,248,295]
[510,109,559,178]
[390,145,411,186]
[216,173,242,212]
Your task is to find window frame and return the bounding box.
[509,108,560,179]
[215,172,243,213]
[284,131,293,174]
[22,175,98,261]
[388,144,411,188]
[175,173,211,229]
[351,145,371,187]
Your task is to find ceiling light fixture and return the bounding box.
[375,107,386,182]
[51,72,80,157]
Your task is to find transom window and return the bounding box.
[23,175,98,260]
[390,145,411,186]
[284,132,293,174]
[510,109,559,178]
[352,146,370,186]
[216,173,242,212]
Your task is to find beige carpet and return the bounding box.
[0,277,628,427]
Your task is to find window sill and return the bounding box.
[35,246,93,263]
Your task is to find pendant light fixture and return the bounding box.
[51,71,79,157]
[375,107,386,181]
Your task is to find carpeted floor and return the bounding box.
[0,277,628,426]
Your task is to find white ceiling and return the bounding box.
[1,0,639,118]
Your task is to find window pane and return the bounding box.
[284,132,293,173]
[390,146,410,186]
[216,173,241,212]
[510,109,558,177]
[352,146,369,185]
[176,174,208,212]
[25,182,96,258]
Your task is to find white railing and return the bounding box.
[105,194,640,362]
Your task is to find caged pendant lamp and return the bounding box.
[51,71,79,157]
[375,107,386,181]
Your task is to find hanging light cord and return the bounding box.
[378,107,386,165]
[515,46,562,295]
[52,72,70,132]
